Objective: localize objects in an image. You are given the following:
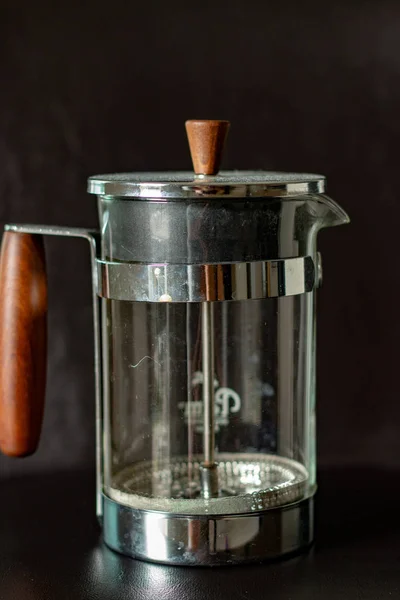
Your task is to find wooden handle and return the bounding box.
[185,120,230,176]
[0,231,47,457]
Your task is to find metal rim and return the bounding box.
[88,170,325,199]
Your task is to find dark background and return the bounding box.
[0,0,396,478]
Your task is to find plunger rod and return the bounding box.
[185,120,230,499]
[202,301,215,465]
[201,302,219,498]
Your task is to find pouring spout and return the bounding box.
[313,194,350,230]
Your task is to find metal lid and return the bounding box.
[88,121,325,199]
[87,170,325,199]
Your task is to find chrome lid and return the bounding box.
[87,170,325,199]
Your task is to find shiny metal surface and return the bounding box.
[5,224,104,518]
[201,302,216,472]
[88,170,325,198]
[102,493,314,565]
[199,464,219,499]
[97,192,349,265]
[317,251,323,287]
[108,454,308,515]
[97,256,316,303]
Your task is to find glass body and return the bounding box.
[98,194,346,515]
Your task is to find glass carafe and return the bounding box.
[0,120,349,565]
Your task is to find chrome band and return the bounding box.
[102,494,314,566]
[97,256,315,303]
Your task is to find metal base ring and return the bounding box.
[102,493,314,566]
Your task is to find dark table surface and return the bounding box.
[0,467,399,599]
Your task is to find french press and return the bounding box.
[0,121,349,565]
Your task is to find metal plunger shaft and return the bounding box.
[202,301,215,467]
[185,120,230,499]
[200,302,219,498]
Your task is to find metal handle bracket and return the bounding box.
[5,224,103,517]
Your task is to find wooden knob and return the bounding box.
[185,120,230,176]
